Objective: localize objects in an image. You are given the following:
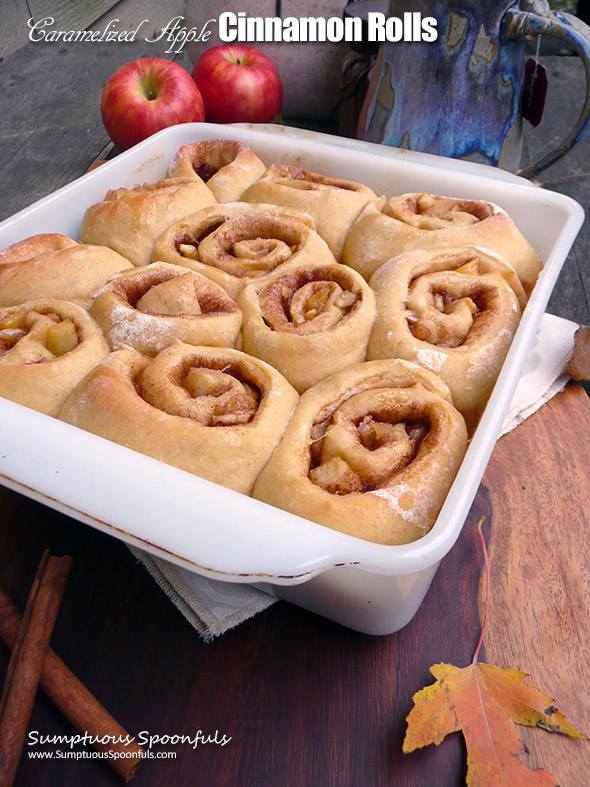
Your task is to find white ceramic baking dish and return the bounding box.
[0,123,583,635]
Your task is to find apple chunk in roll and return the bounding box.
[90,262,242,355]
[367,246,527,431]
[0,234,132,308]
[240,165,377,261]
[152,203,336,299]
[166,139,266,203]
[58,341,299,494]
[253,359,468,545]
[342,192,542,294]
[80,177,217,267]
[238,261,376,392]
[0,300,109,416]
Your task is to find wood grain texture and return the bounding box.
[28,0,122,31]
[0,483,489,785]
[0,0,31,59]
[0,40,192,224]
[481,382,590,786]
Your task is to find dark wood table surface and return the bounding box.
[1,31,590,787]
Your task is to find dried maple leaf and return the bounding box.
[403,519,587,785]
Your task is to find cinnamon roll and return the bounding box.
[90,262,242,355]
[58,341,299,494]
[240,165,377,261]
[0,234,133,308]
[342,192,542,293]
[238,261,376,392]
[367,246,526,430]
[152,203,336,299]
[253,359,468,545]
[166,139,266,203]
[79,177,217,266]
[0,299,109,416]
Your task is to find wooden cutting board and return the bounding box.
[481,382,590,785]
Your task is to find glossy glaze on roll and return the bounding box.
[0,234,132,308]
[80,177,217,266]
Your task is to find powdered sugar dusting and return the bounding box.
[415,348,446,372]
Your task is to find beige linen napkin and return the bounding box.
[130,312,579,640]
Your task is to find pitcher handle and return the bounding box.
[503,4,590,179]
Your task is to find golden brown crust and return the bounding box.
[0,233,77,266]
[252,359,467,545]
[152,202,335,299]
[367,246,524,431]
[240,164,377,261]
[79,177,217,266]
[166,140,266,203]
[342,192,543,293]
[0,239,133,308]
[0,299,109,416]
[58,341,299,494]
[90,262,242,355]
[238,260,376,392]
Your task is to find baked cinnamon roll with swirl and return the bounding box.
[166,139,266,202]
[253,359,467,545]
[238,260,375,392]
[342,192,542,293]
[80,177,217,266]
[152,203,335,299]
[90,262,242,355]
[367,246,527,431]
[0,299,109,416]
[240,165,377,261]
[58,341,298,494]
[0,234,132,308]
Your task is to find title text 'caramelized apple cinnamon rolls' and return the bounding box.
[367,246,527,431]
[238,261,376,393]
[152,203,336,299]
[90,262,242,356]
[0,234,132,308]
[58,341,299,494]
[253,359,468,545]
[79,177,217,267]
[240,165,377,261]
[166,139,266,203]
[0,300,109,416]
[342,192,542,293]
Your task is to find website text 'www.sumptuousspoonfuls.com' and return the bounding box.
[26,729,232,762]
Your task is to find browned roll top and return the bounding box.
[166,139,266,202]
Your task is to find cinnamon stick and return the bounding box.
[0,550,71,787]
[0,583,144,782]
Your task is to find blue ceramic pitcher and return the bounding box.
[357,0,590,177]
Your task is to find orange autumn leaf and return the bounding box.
[403,519,587,785]
[403,658,587,785]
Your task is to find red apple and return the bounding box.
[101,58,205,151]
[193,44,282,124]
